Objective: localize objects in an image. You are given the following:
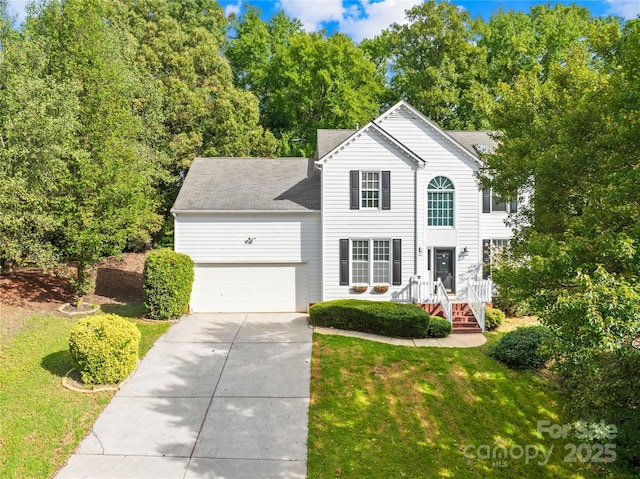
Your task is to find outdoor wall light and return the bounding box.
[245,237,255,244]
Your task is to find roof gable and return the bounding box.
[315,121,425,167]
[376,100,490,164]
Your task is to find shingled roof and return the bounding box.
[172,157,320,212]
[316,129,356,158]
[317,127,497,161]
[446,131,498,155]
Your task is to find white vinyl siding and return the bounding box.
[378,107,484,295]
[174,212,321,305]
[321,127,416,301]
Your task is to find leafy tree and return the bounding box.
[25,0,167,301]
[484,19,639,468]
[0,2,80,274]
[114,0,276,171]
[386,0,492,129]
[227,9,383,156]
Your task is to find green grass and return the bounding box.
[0,314,170,479]
[308,332,626,479]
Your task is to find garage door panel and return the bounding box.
[191,264,307,313]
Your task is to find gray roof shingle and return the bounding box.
[172,157,320,212]
[446,131,498,155]
[316,129,356,158]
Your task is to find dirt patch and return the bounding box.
[0,253,147,342]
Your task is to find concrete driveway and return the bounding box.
[56,313,312,479]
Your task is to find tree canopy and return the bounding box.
[227,8,384,156]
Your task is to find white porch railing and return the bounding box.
[436,279,453,325]
[411,277,438,303]
[466,279,486,332]
[411,276,452,324]
[469,279,493,303]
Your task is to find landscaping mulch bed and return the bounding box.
[0,253,147,343]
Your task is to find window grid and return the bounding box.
[352,240,369,284]
[427,176,454,226]
[361,172,379,208]
[373,240,390,283]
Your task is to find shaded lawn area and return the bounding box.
[308,333,625,479]
[0,314,170,479]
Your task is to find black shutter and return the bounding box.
[350,171,359,210]
[339,239,349,285]
[392,239,402,285]
[510,198,518,213]
[381,171,390,210]
[482,188,491,213]
[482,239,491,263]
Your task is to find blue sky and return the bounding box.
[218,0,638,41]
[6,0,639,41]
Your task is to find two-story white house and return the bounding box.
[172,101,515,332]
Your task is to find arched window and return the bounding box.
[427,176,454,226]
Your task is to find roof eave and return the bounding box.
[376,100,483,165]
[316,121,426,167]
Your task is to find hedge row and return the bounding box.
[310,299,438,338]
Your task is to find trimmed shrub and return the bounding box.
[484,306,505,331]
[427,316,452,338]
[143,248,194,320]
[69,314,141,384]
[490,325,551,370]
[310,299,431,338]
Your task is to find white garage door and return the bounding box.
[190,263,308,313]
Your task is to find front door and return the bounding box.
[434,248,455,293]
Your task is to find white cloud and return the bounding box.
[276,0,421,41]
[607,0,640,18]
[224,0,243,17]
[278,0,344,31]
[340,0,422,42]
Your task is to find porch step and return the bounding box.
[419,303,445,318]
[417,302,483,333]
[452,302,482,333]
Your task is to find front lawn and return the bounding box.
[308,332,626,478]
[0,314,170,479]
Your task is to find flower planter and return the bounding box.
[374,284,389,293]
[352,285,368,293]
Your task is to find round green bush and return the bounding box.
[427,316,452,337]
[143,248,194,320]
[69,314,141,384]
[310,299,431,338]
[490,325,551,370]
[484,306,505,331]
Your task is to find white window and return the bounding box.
[351,239,391,284]
[351,240,369,284]
[483,188,517,213]
[372,240,390,283]
[482,238,510,278]
[361,172,379,208]
[428,176,454,226]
